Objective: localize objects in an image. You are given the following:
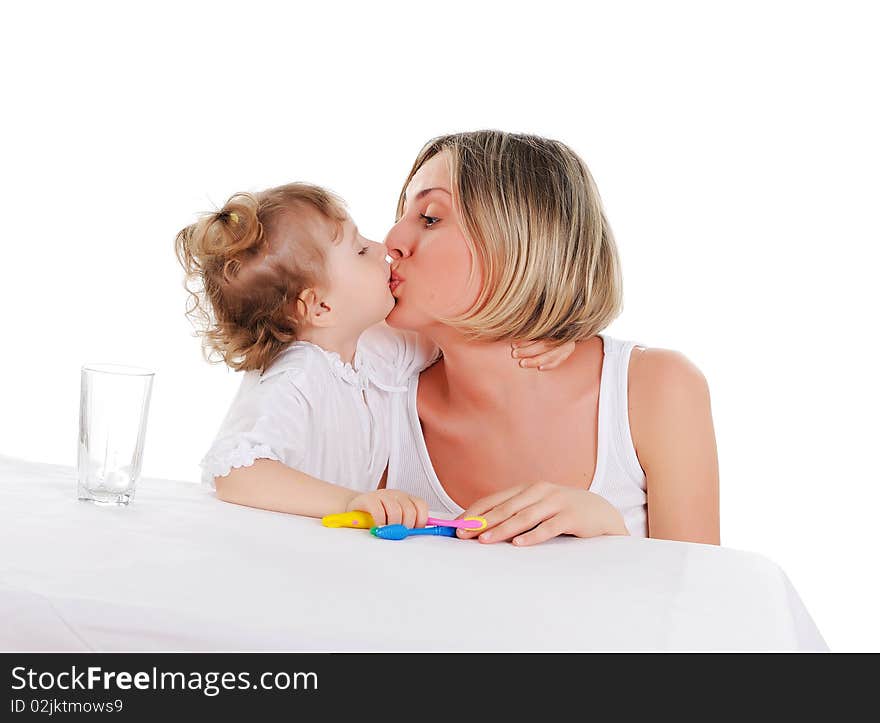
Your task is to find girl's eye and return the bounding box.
[419,213,439,228]
[358,246,369,256]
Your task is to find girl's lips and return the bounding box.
[389,270,404,292]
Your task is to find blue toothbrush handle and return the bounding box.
[372,524,457,540]
[410,525,457,537]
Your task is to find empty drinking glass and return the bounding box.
[77,363,155,505]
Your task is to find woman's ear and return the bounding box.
[294,288,333,328]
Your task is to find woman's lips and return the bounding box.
[389,270,404,293]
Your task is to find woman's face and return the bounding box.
[384,152,482,332]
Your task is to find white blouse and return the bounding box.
[199,324,438,492]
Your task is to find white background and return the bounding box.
[2,1,877,651]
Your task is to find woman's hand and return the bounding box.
[511,339,576,370]
[346,489,429,528]
[456,481,629,546]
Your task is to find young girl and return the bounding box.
[174,182,573,528]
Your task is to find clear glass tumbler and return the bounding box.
[77,363,155,505]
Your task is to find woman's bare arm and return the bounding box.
[628,348,721,545]
[214,458,358,518]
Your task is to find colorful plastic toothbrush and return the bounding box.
[370,524,457,540]
[321,510,374,529]
[429,516,487,531]
[322,510,487,531]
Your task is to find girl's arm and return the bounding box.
[628,348,721,545]
[214,458,357,518]
[215,458,428,526]
[358,322,440,378]
[360,321,577,377]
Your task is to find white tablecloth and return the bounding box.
[0,454,827,651]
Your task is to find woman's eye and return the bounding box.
[419,213,439,228]
[358,246,369,256]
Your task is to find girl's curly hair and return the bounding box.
[174,183,347,373]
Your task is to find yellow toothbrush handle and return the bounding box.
[321,510,376,529]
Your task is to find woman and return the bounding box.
[383,130,720,546]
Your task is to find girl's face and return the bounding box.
[322,216,395,335]
[384,152,483,333]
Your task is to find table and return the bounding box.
[0,454,827,651]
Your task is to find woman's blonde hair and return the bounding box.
[174,183,347,373]
[396,130,622,343]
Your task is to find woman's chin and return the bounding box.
[384,301,409,328]
[385,303,437,333]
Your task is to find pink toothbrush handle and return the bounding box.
[427,516,485,530]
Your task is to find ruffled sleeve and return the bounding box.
[359,323,441,383]
[199,370,311,489]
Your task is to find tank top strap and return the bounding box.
[597,334,647,484]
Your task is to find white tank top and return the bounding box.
[386,334,649,537]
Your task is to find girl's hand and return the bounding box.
[456,481,629,546]
[511,339,576,370]
[346,489,429,528]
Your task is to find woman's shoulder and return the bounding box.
[626,344,712,460]
[628,345,709,400]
